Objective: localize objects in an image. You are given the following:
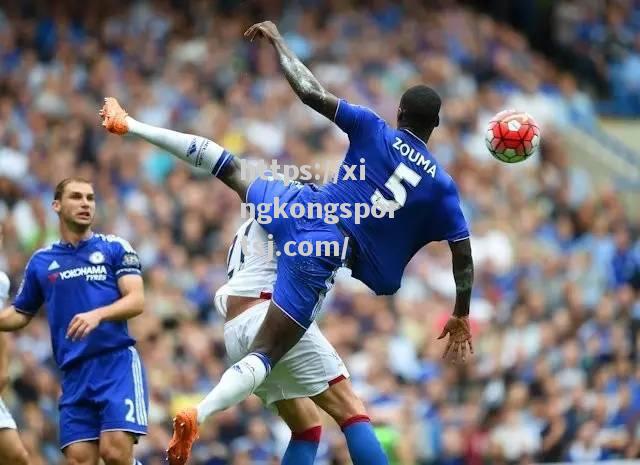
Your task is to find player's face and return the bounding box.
[53,182,96,227]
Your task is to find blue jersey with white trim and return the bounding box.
[13,233,141,370]
[318,100,469,295]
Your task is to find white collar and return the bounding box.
[400,128,428,150]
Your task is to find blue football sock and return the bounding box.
[281,426,321,465]
[342,416,388,465]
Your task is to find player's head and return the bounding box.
[397,85,441,136]
[52,177,96,231]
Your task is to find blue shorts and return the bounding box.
[247,177,349,328]
[59,346,148,450]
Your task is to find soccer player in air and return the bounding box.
[0,271,30,465]
[100,19,474,465]
[165,217,387,465]
[0,178,147,465]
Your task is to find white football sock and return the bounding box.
[196,353,270,424]
[125,117,231,176]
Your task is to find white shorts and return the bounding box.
[0,398,16,430]
[224,301,349,406]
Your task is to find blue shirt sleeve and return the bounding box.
[13,255,44,315]
[334,99,382,139]
[437,180,470,242]
[109,236,142,278]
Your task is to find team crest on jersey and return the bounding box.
[89,251,105,264]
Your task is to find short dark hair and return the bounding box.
[398,85,441,130]
[54,177,93,200]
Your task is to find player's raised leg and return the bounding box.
[312,377,388,465]
[168,302,305,465]
[99,97,249,200]
[192,301,305,420]
[276,394,323,465]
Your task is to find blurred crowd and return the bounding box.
[474,0,640,116]
[553,0,640,115]
[0,1,639,464]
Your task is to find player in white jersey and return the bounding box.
[167,219,383,465]
[0,271,29,465]
[215,218,349,405]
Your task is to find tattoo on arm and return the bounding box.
[450,239,474,317]
[272,38,338,120]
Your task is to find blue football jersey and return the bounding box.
[318,100,469,295]
[13,233,142,370]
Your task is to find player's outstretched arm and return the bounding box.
[100,98,250,201]
[245,21,339,121]
[437,238,474,363]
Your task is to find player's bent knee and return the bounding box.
[276,398,322,434]
[0,430,30,465]
[100,444,133,465]
[99,442,132,465]
[1,446,29,465]
[65,455,95,465]
[99,431,135,465]
[63,442,99,465]
[14,448,29,465]
[313,377,367,426]
[332,398,367,426]
[66,459,86,465]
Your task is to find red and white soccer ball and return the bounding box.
[485,109,541,163]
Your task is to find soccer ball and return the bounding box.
[485,109,541,163]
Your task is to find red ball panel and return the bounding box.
[503,138,522,149]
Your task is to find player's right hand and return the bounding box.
[66,310,103,341]
[437,316,474,364]
[244,21,281,43]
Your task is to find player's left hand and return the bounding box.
[437,316,473,364]
[66,310,103,341]
[244,21,281,43]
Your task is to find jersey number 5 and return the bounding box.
[370,163,421,214]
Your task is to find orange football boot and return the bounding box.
[99,97,129,135]
[167,408,199,465]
